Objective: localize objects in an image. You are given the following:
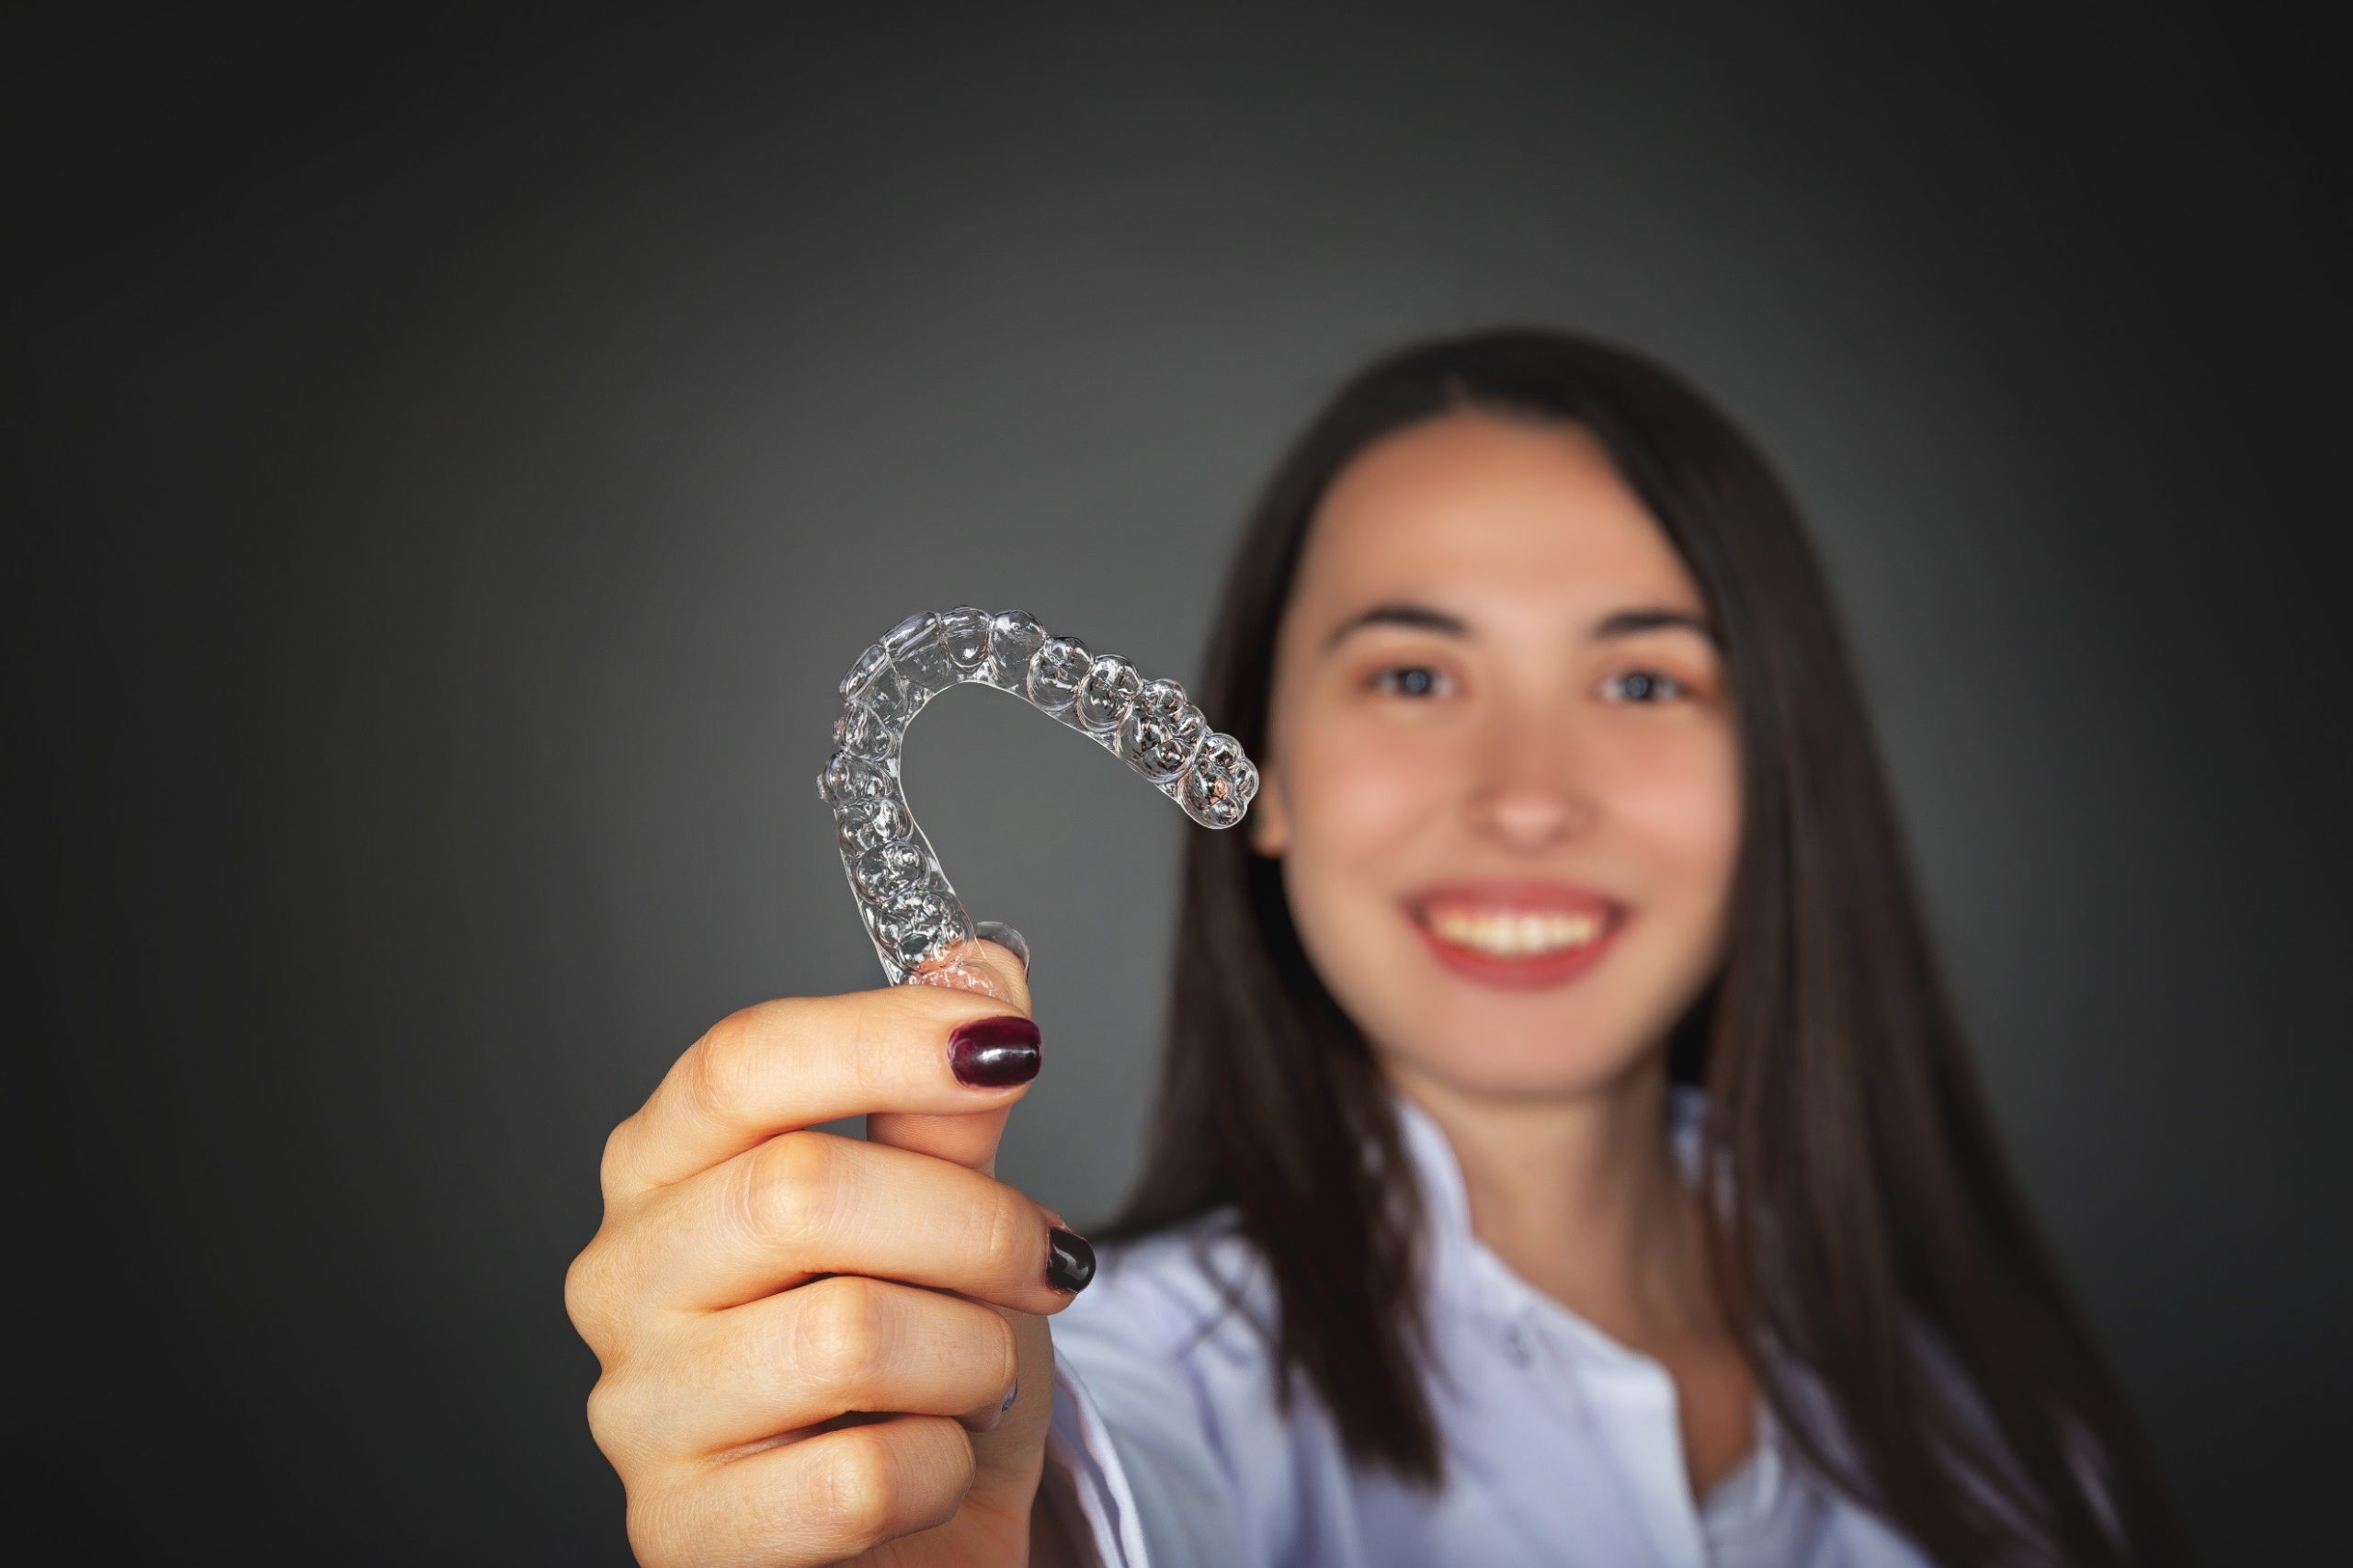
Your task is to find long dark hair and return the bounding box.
[1090,329,2193,1566]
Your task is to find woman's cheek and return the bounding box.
[1294,727,1454,864]
[1620,732,1743,918]
[1279,729,1453,1018]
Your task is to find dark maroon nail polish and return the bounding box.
[1046,1226,1095,1293]
[948,1016,1041,1086]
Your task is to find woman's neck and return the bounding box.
[1388,1053,1719,1348]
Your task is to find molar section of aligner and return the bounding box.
[876,873,970,971]
[1176,732,1257,827]
[1074,653,1142,738]
[816,746,895,812]
[849,838,926,905]
[862,816,973,976]
[834,790,910,853]
[983,610,1047,690]
[883,610,959,710]
[1118,678,1208,783]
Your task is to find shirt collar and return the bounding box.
[1380,1075,1789,1528]
[1381,1075,1711,1336]
[1382,1077,1710,1275]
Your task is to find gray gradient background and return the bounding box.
[15,9,2345,1563]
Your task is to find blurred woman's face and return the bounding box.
[1249,412,1741,1102]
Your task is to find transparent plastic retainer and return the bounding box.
[820,608,1260,997]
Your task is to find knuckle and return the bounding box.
[563,1242,598,1325]
[788,1277,893,1399]
[583,1371,632,1459]
[739,1131,841,1247]
[597,1119,632,1195]
[818,1425,904,1546]
[686,1009,763,1121]
[583,1372,618,1441]
[563,1236,621,1356]
[584,1368,666,1483]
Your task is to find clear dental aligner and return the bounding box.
[820,608,1260,993]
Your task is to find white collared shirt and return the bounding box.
[1036,1082,1939,1566]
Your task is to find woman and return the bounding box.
[567,330,2191,1566]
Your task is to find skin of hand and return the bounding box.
[565,936,1089,1566]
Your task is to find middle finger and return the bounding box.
[639,1274,1023,1460]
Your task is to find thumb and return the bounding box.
[866,923,1036,1176]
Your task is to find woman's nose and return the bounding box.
[1466,720,1597,849]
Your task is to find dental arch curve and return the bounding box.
[820,607,1260,994]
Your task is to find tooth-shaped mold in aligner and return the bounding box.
[820,607,1258,992]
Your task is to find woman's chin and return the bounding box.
[1380,1037,1657,1104]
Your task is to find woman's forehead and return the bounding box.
[1292,414,1701,619]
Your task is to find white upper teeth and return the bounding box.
[1427,908,1606,955]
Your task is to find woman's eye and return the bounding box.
[1602,668,1688,704]
[1370,665,1453,699]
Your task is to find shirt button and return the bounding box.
[1501,1324,1532,1368]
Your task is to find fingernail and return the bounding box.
[972,920,1030,977]
[1000,1377,1020,1412]
[1046,1226,1096,1294]
[948,1016,1041,1087]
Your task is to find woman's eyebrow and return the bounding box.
[1322,600,1720,652]
[1592,607,1722,650]
[1322,601,1469,650]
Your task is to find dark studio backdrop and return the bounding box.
[13,7,2346,1562]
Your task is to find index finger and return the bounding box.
[606,975,1039,1196]
[869,936,1039,1175]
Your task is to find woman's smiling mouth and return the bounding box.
[1424,907,1608,955]
[1405,880,1630,988]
